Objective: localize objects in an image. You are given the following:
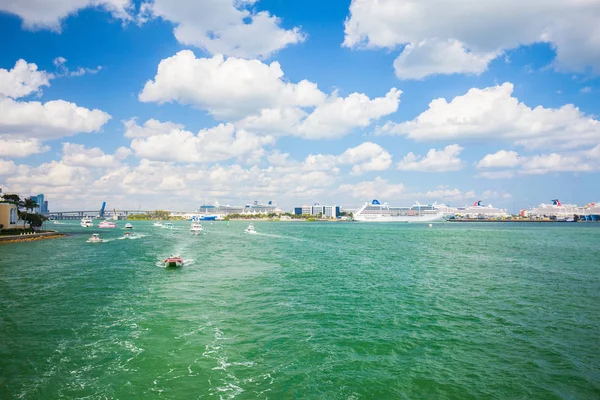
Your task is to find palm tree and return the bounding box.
[22,198,37,230]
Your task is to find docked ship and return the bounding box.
[197,200,280,219]
[452,201,509,219]
[530,199,584,220]
[353,200,447,223]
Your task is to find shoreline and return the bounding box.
[0,231,67,244]
[448,219,598,223]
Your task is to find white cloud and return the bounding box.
[476,150,521,169]
[337,142,392,175]
[397,145,464,172]
[296,89,401,139]
[379,83,600,150]
[337,177,406,199]
[580,86,592,94]
[343,0,600,78]
[143,0,305,59]
[0,97,111,140]
[53,57,102,77]
[141,51,400,139]
[129,122,274,164]
[61,143,127,168]
[393,39,498,79]
[123,118,184,138]
[139,51,325,120]
[0,159,18,175]
[0,0,133,31]
[0,138,49,157]
[0,59,52,99]
[415,187,476,200]
[477,170,515,179]
[520,153,593,175]
[7,160,91,187]
[482,190,512,200]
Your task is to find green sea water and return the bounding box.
[1,221,599,399]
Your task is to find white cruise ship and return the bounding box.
[452,201,509,219]
[530,199,583,219]
[353,200,447,223]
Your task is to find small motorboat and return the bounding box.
[164,255,183,268]
[124,223,133,229]
[98,220,117,228]
[244,223,257,234]
[162,222,174,229]
[190,222,203,234]
[87,233,103,243]
[123,231,133,238]
[80,217,93,227]
[153,221,163,227]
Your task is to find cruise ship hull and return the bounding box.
[354,214,446,223]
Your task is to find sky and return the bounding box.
[0,0,599,212]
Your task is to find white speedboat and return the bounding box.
[123,231,133,239]
[244,223,257,234]
[87,233,103,243]
[162,222,174,229]
[153,221,163,227]
[190,222,203,234]
[98,220,117,228]
[164,255,183,268]
[124,223,133,229]
[80,217,93,227]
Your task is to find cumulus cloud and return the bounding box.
[128,121,274,164]
[123,118,184,138]
[393,39,498,79]
[337,142,392,175]
[53,57,102,77]
[415,187,476,201]
[0,97,111,140]
[61,143,130,168]
[142,0,305,58]
[141,51,400,139]
[0,0,133,31]
[337,177,406,199]
[379,83,600,150]
[139,51,325,120]
[0,59,52,99]
[397,145,464,172]
[343,0,600,78]
[520,153,593,175]
[0,159,18,175]
[0,138,49,157]
[476,150,521,169]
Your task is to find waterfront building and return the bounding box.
[0,201,20,229]
[294,204,340,218]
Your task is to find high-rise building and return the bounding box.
[294,204,340,218]
[28,194,47,213]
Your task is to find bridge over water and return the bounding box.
[44,210,194,220]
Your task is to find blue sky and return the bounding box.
[0,0,599,212]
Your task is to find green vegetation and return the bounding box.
[127,210,182,220]
[0,193,47,231]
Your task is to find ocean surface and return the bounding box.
[1,221,599,399]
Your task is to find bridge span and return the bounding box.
[44,210,195,220]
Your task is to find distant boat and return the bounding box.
[244,223,257,234]
[162,222,174,229]
[80,217,93,227]
[87,233,103,243]
[152,222,163,227]
[98,221,117,228]
[123,231,133,238]
[164,255,183,268]
[190,222,203,234]
[124,223,133,229]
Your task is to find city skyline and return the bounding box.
[1,1,599,211]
